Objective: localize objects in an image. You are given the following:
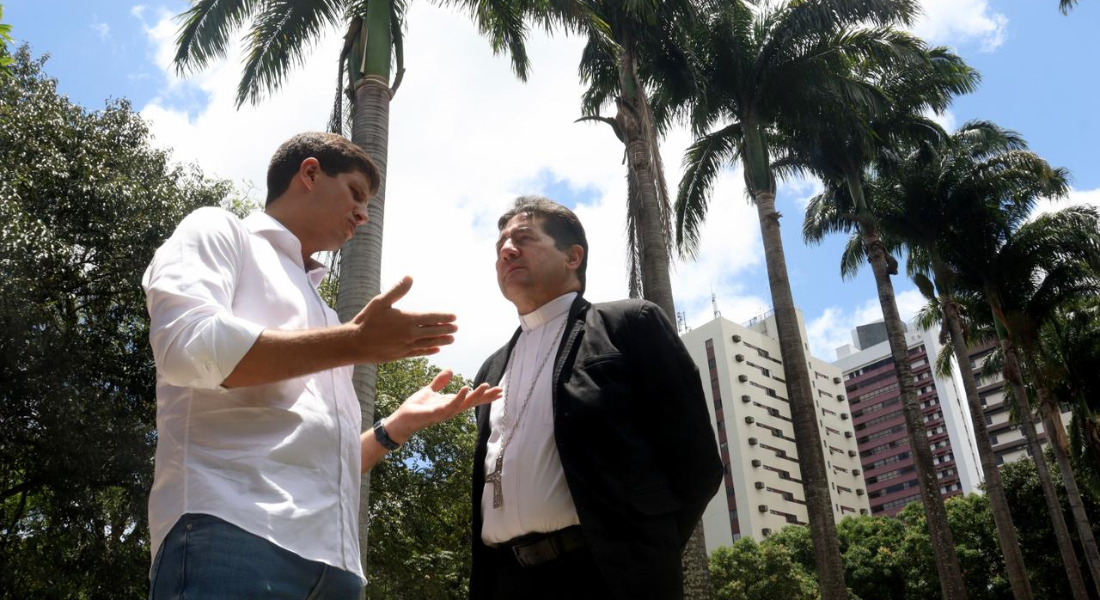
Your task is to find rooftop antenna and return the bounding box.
[677,311,690,333]
[711,289,721,320]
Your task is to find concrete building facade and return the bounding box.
[834,322,983,516]
[682,310,869,553]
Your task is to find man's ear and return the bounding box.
[566,244,585,271]
[298,157,321,191]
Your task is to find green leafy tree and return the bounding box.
[365,358,478,600]
[709,537,818,600]
[0,46,232,599]
[673,1,923,595]
[0,4,13,78]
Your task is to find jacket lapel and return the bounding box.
[551,295,590,411]
[476,328,522,442]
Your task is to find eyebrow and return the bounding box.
[496,225,534,251]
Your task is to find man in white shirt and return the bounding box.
[143,132,500,599]
[468,196,722,600]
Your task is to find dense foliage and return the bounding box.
[709,456,1100,599]
[0,46,232,597]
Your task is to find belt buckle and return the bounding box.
[512,538,558,567]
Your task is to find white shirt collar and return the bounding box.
[244,211,328,287]
[519,292,578,332]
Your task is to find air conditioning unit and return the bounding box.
[762,528,772,536]
[748,437,758,446]
[758,504,769,513]
[732,334,742,342]
[860,509,869,515]
[848,450,857,457]
[744,416,755,424]
[852,469,861,476]
[738,375,749,383]
[844,431,853,438]
[735,354,745,362]
[755,481,765,490]
[856,489,865,496]
[751,459,762,467]
[741,394,751,403]
[833,376,842,384]
[840,413,850,420]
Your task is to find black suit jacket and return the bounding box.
[469,296,723,600]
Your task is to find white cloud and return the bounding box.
[136,4,768,378]
[91,16,111,41]
[924,108,957,133]
[1031,187,1100,218]
[912,0,1009,52]
[806,289,928,361]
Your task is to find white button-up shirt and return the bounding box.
[142,207,363,582]
[481,292,581,544]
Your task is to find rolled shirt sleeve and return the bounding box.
[143,207,265,389]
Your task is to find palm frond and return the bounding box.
[236,0,342,107]
[173,0,259,74]
[839,230,866,280]
[675,122,741,258]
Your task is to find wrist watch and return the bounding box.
[373,417,402,451]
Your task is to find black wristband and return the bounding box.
[373,417,401,451]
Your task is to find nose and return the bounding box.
[353,206,368,226]
[498,239,519,262]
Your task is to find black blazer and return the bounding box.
[469,296,723,600]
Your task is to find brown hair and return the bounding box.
[265,132,380,206]
[497,195,589,291]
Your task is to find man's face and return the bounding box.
[495,213,581,313]
[311,168,372,252]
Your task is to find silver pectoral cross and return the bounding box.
[486,454,504,509]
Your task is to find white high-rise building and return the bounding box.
[681,309,869,552]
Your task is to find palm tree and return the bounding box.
[170,0,533,584]
[875,121,1095,597]
[673,1,924,597]
[794,43,981,599]
[967,206,1100,597]
[556,2,712,594]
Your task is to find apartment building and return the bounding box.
[965,342,1073,467]
[681,310,869,553]
[834,321,983,516]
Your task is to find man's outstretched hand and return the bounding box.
[351,276,458,363]
[385,370,502,444]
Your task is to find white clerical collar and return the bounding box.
[519,292,577,332]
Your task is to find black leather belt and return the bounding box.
[500,526,587,567]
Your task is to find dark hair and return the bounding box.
[265,132,381,206]
[497,195,589,291]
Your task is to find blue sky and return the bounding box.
[5,0,1098,373]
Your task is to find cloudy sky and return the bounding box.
[7,0,1098,376]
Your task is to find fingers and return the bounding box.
[462,384,502,410]
[416,323,459,337]
[429,369,454,393]
[374,276,414,308]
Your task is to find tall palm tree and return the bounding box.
[557,2,712,594]
[874,122,1094,597]
[673,1,922,597]
[969,206,1100,597]
[793,43,981,599]
[170,0,533,584]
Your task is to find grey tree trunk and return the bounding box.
[1036,379,1100,596]
[863,233,968,600]
[999,336,1089,599]
[616,49,712,600]
[337,74,392,584]
[939,296,1033,599]
[754,191,848,600]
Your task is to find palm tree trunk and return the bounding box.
[754,190,848,599]
[337,3,394,584]
[860,227,967,600]
[938,292,1033,599]
[616,46,712,600]
[1035,373,1100,595]
[999,334,1090,599]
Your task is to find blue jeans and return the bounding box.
[148,513,362,600]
